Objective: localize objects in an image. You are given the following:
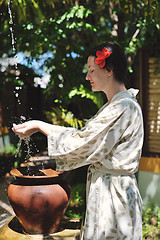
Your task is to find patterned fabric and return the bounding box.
[48,88,144,240]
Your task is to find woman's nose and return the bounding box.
[86,72,90,81]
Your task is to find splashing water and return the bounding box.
[7,3,32,163]
[15,136,45,175]
[15,116,32,160]
[8,0,22,105]
[14,116,43,171]
[8,0,16,54]
[7,2,43,173]
[15,136,32,160]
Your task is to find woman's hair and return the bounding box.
[89,42,127,84]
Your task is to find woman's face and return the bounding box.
[86,56,109,92]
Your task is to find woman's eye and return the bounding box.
[91,70,94,73]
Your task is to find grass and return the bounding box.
[142,203,160,239]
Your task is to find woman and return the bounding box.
[12,42,144,240]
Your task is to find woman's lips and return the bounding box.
[90,81,94,86]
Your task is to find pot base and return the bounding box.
[0,216,81,240]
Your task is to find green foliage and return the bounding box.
[45,106,87,129]
[65,183,86,219]
[70,184,86,205]
[0,143,19,156]
[1,0,160,122]
[14,160,19,168]
[69,84,103,109]
[57,5,92,24]
[0,143,21,175]
[142,203,160,239]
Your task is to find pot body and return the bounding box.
[7,176,71,234]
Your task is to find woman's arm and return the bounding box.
[12,120,53,138]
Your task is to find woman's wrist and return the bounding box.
[35,120,51,136]
[34,120,42,131]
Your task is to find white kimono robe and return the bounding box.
[48,88,144,240]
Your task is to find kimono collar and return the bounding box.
[111,88,139,103]
[127,88,139,97]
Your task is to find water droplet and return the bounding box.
[20,116,26,121]
[12,48,16,54]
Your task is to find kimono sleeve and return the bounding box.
[47,101,130,171]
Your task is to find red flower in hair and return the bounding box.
[95,47,112,68]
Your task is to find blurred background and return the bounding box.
[0,1,160,238]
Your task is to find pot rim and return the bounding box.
[10,168,66,179]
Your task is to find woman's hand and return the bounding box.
[12,120,52,137]
[12,120,39,138]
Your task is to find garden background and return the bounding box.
[0,0,160,239]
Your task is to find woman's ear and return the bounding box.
[105,68,113,77]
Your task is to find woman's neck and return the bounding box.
[105,83,126,104]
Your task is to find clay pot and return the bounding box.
[7,167,71,235]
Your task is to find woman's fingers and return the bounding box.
[12,123,28,136]
[12,121,38,137]
[12,123,26,130]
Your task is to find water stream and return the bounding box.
[8,0,16,54]
[7,0,44,175]
[8,0,21,105]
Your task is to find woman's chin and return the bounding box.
[92,87,99,92]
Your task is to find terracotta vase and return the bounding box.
[7,167,71,235]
